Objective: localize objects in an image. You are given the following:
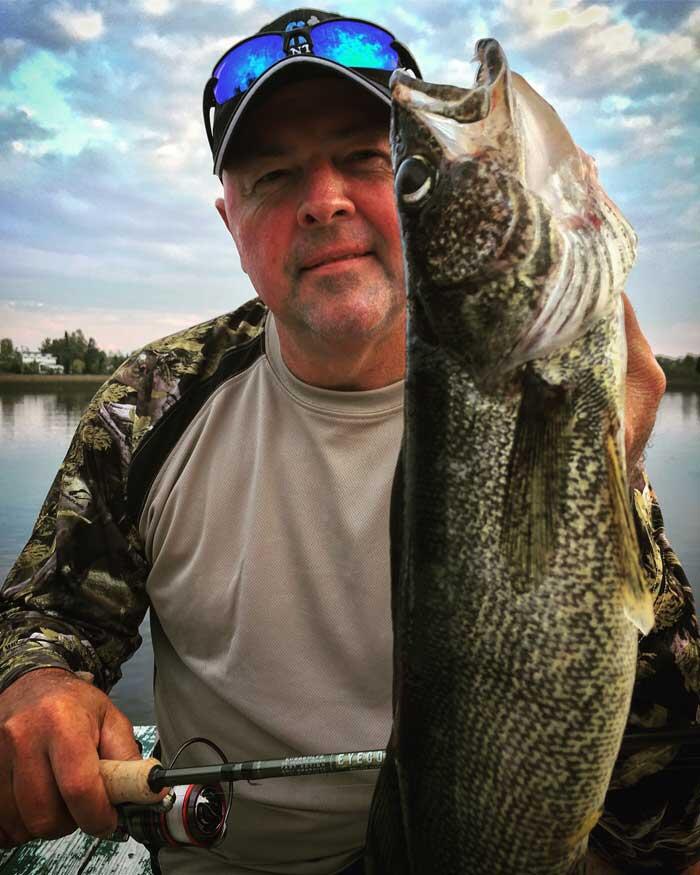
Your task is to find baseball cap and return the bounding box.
[202,8,422,178]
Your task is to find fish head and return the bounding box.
[391,39,532,382]
[391,39,635,384]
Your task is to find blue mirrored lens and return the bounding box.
[311,21,399,69]
[213,34,285,103]
[211,22,402,107]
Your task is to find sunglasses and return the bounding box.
[203,18,422,150]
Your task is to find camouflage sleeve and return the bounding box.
[0,378,150,694]
[591,475,700,873]
[0,300,268,698]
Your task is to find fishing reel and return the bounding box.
[114,782,228,849]
[109,736,232,850]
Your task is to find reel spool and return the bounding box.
[115,782,227,848]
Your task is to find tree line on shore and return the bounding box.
[0,331,126,375]
[1,331,699,386]
[656,354,700,388]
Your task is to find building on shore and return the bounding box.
[18,349,64,374]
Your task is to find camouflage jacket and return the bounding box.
[1,297,699,872]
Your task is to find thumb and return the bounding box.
[97,704,141,761]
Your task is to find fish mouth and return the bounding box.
[391,39,508,127]
[390,37,584,199]
[389,39,521,175]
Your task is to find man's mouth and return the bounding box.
[301,250,373,272]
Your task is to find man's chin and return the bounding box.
[298,263,368,298]
[290,284,402,345]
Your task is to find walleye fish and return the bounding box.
[365,39,655,874]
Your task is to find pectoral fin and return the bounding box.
[605,429,655,635]
[502,367,571,587]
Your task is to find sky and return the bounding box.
[0,0,698,356]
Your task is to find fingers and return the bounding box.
[0,713,75,845]
[12,750,75,841]
[622,293,666,401]
[98,704,140,763]
[0,762,31,847]
[49,719,118,837]
[621,293,666,479]
[0,669,141,845]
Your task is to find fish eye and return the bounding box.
[395,155,436,208]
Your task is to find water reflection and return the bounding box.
[679,390,700,421]
[652,391,700,439]
[0,385,96,444]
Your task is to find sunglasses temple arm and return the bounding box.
[392,40,422,79]
[202,78,217,153]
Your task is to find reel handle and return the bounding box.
[99,758,169,804]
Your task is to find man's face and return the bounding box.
[217,77,406,352]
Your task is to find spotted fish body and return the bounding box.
[365,40,654,874]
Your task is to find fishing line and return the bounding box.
[166,735,234,846]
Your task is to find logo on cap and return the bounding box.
[284,17,321,56]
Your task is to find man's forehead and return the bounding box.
[243,120,388,161]
[231,77,390,163]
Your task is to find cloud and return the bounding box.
[2,299,46,310]
[140,0,172,15]
[484,0,700,103]
[503,1,616,45]
[640,31,699,72]
[678,200,700,228]
[589,148,621,170]
[0,107,54,146]
[2,1,79,53]
[132,30,231,66]
[0,37,28,74]
[0,140,244,318]
[132,31,182,60]
[689,6,700,34]
[654,181,698,201]
[622,0,700,32]
[594,110,687,158]
[600,94,633,113]
[603,114,654,131]
[49,4,105,41]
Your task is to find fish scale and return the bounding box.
[365,38,652,874]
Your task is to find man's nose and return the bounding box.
[297,161,356,227]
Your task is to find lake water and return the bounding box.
[1,383,699,726]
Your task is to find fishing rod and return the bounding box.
[102,742,386,849]
[103,727,700,850]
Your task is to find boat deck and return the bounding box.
[0,725,157,875]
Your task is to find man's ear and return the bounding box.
[215,190,248,275]
[215,197,232,235]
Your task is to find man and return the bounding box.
[0,8,698,875]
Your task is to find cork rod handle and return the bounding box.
[99,758,169,804]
